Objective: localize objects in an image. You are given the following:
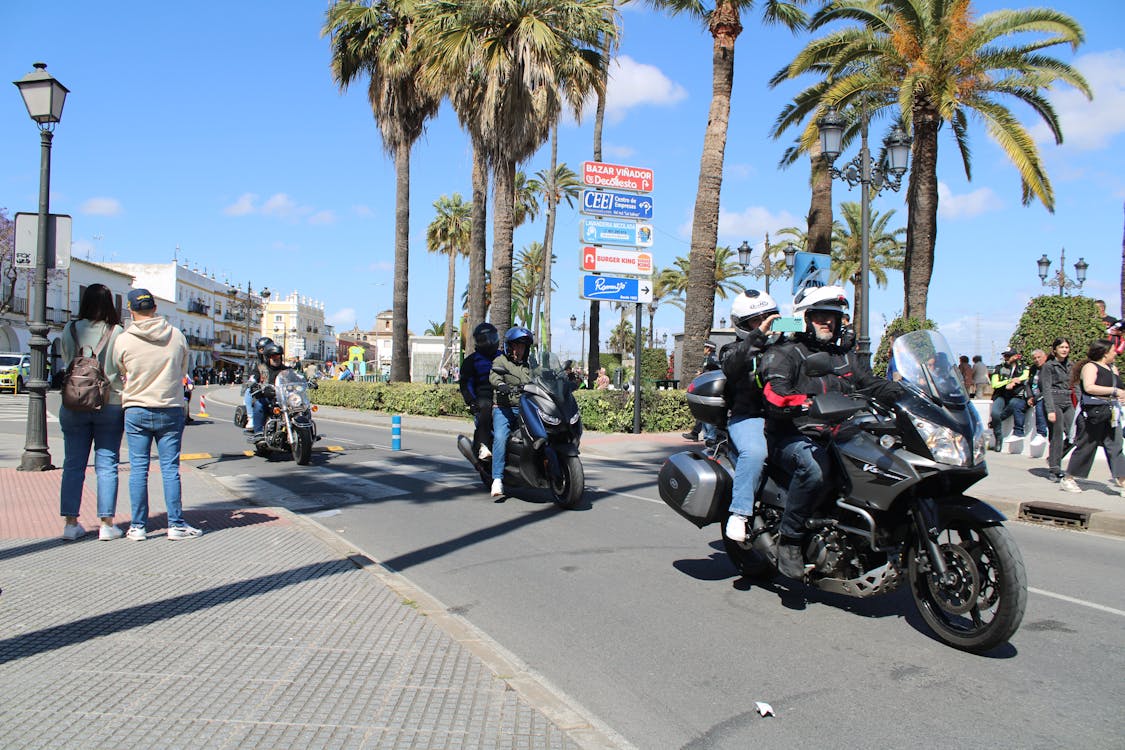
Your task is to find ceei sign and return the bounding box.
[580,246,654,276]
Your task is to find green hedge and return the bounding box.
[312,378,695,433]
[872,316,938,378]
[1009,295,1105,358]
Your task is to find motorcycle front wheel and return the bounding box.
[908,522,1026,653]
[291,425,313,465]
[550,455,584,509]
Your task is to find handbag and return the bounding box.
[1083,402,1112,425]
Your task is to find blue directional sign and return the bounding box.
[580,218,654,248]
[580,189,654,220]
[791,251,832,296]
[580,274,654,304]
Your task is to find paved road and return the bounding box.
[182,387,1125,749]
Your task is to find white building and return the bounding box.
[262,291,333,362]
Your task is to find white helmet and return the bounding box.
[730,289,779,339]
[792,285,850,318]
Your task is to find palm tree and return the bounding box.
[636,0,808,380]
[829,201,905,338]
[513,243,549,329]
[325,0,442,382]
[426,193,472,364]
[609,317,635,354]
[658,256,691,311]
[774,0,1090,320]
[420,0,616,337]
[535,152,582,350]
[425,320,448,336]
[662,247,746,317]
[461,269,492,316]
[712,245,748,303]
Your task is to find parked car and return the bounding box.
[0,352,31,393]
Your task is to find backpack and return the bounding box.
[61,323,112,412]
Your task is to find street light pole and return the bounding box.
[569,312,587,373]
[817,106,912,369]
[14,62,68,472]
[737,239,797,296]
[1036,249,1088,296]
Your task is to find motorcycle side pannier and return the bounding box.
[685,370,728,427]
[658,451,732,528]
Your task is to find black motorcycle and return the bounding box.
[659,330,1026,653]
[249,370,319,465]
[457,352,585,509]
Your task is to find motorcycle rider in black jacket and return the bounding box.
[248,342,290,441]
[758,285,904,578]
[459,323,501,462]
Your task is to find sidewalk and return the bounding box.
[0,427,627,750]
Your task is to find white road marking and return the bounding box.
[1029,587,1125,618]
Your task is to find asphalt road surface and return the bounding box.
[29,387,1125,749]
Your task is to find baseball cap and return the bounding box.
[127,288,156,311]
[1001,349,1019,358]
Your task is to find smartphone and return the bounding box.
[770,317,805,333]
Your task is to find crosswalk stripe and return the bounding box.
[0,394,58,423]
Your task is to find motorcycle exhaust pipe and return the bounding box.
[456,435,477,465]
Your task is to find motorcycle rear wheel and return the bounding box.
[291,426,313,465]
[721,514,776,580]
[550,455,584,509]
[908,522,1026,653]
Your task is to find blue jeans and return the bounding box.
[244,388,256,428]
[990,395,1028,443]
[772,433,833,540]
[728,416,767,517]
[1032,399,1048,438]
[59,404,124,518]
[491,405,520,481]
[124,407,186,529]
[702,421,717,443]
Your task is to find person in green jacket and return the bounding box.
[989,350,1029,450]
[487,327,534,498]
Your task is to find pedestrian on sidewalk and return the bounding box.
[1027,349,1050,444]
[58,284,126,541]
[1040,338,1075,481]
[1060,339,1125,495]
[971,355,991,399]
[989,350,1029,451]
[112,289,201,540]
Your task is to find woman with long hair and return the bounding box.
[1039,338,1074,480]
[1060,339,1125,495]
[59,284,126,540]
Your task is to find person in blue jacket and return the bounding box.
[459,323,500,462]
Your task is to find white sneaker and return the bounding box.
[61,523,86,541]
[1058,477,1082,493]
[126,526,147,541]
[490,479,504,497]
[98,524,123,541]
[478,444,492,460]
[725,514,748,543]
[168,524,204,540]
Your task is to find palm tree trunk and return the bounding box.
[490,158,516,333]
[684,3,740,381]
[390,142,411,382]
[904,104,939,322]
[444,247,456,362]
[541,125,559,351]
[807,141,833,255]
[1120,200,1124,316]
[468,144,489,328]
[587,17,611,387]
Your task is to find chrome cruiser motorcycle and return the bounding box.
[251,370,319,465]
[458,352,585,509]
[658,330,1027,653]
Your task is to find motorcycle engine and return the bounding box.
[264,418,285,446]
[807,529,857,578]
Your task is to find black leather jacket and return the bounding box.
[719,329,777,419]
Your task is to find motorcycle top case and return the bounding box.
[685,370,728,427]
[658,450,732,528]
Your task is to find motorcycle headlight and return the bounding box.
[912,417,971,467]
[286,392,307,410]
[537,407,561,426]
[569,410,581,425]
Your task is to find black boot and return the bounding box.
[777,539,807,579]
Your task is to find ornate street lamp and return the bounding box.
[14,63,68,471]
[736,239,797,294]
[817,106,912,368]
[1036,249,1087,296]
[569,312,588,370]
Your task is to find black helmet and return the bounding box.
[262,342,284,360]
[255,336,274,351]
[472,322,500,356]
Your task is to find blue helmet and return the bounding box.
[504,326,534,358]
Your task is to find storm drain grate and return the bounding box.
[1018,501,1096,529]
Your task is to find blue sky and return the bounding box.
[3,1,1123,364]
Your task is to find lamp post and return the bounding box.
[228,283,269,372]
[817,106,912,368]
[569,312,588,372]
[1036,249,1088,296]
[14,63,68,472]
[737,239,797,294]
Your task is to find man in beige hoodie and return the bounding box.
[112,288,200,540]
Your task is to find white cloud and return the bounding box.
[261,193,299,218]
[224,193,258,216]
[937,182,1003,219]
[715,205,803,244]
[327,307,357,327]
[80,197,122,216]
[1030,49,1125,151]
[603,55,688,124]
[308,210,337,225]
[352,205,374,218]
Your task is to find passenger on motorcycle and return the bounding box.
[488,327,539,498]
[758,286,904,578]
[243,337,275,433]
[719,289,781,543]
[460,322,501,462]
[248,342,290,441]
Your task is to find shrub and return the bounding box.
[1009,295,1105,358]
[873,316,938,378]
[640,347,669,383]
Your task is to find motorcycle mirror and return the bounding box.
[803,351,834,378]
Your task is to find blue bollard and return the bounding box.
[391,414,401,451]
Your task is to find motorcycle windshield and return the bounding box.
[891,330,969,406]
[275,370,311,411]
[529,351,574,403]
